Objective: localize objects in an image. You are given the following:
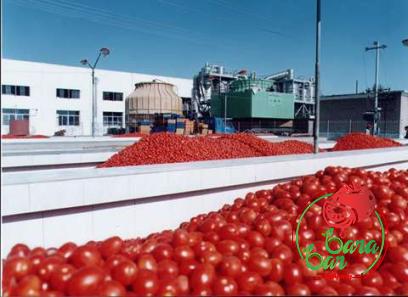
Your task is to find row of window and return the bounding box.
[2,85,123,101]
[2,109,123,127]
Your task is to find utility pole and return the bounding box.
[365,41,386,136]
[313,0,321,154]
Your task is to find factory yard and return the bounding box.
[2,0,408,296]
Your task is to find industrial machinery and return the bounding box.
[125,80,183,132]
[190,64,315,134]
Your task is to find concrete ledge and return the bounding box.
[2,147,407,254]
[3,147,408,216]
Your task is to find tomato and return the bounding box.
[11,275,41,297]
[190,263,215,290]
[173,245,195,262]
[175,275,190,296]
[97,280,127,297]
[152,243,173,261]
[254,281,285,296]
[216,240,239,256]
[172,229,189,247]
[254,219,272,237]
[239,208,257,225]
[286,283,311,295]
[137,254,158,273]
[37,256,65,281]
[219,256,242,278]
[268,258,284,282]
[69,245,102,268]
[111,260,138,286]
[247,254,271,277]
[236,271,262,293]
[391,262,408,282]
[41,290,64,297]
[49,263,76,292]
[157,278,179,296]
[67,266,105,296]
[104,254,128,272]
[246,231,265,248]
[200,250,222,266]
[212,276,238,296]
[8,244,30,259]
[179,258,199,276]
[355,286,380,295]
[99,236,123,259]
[30,247,46,257]
[131,269,159,296]
[157,259,179,280]
[4,256,33,281]
[218,223,239,240]
[271,245,293,264]
[283,263,303,284]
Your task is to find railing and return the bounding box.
[320,120,403,139]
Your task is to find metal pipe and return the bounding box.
[313,0,321,154]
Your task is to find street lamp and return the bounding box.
[403,39,408,47]
[80,47,110,137]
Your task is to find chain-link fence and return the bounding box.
[320,120,403,140]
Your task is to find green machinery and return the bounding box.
[211,78,294,119]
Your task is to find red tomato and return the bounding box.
[172,229,189,247]
[131,269,159,296]
[137,254,158,273]
[8,244,30,259]
[212,276,238,296]
[190,263,215,290]
[157,278,179,296]
[268,258,284,282]
[173,245,195,262]
[97,280,127,297]
[111,260,138,286]
[286,283,311,295]
[4,257,33,280]
[199,250,222,266]
[11,275,41,297]
[216,240,239,256]
[247,254,271,277]
[99,236,123,259]
[282,263,303,284]
[66,266,105,296]
[179,259,199,276]
[104,254,128,272]
[152,243,173,261]
[219,256,242,278]
[37,256,65,281]
[49,263,76,292]
[246,231,265,248]
[237,271,262,293]
[253,281,284,296]
[58,242,77,260]
[69,245,102,268]
[157,259,179,280]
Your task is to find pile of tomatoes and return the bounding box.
[3,166,408,296]
[99,133,313,168]
[332,133,401,151]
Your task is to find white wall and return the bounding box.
[2,147,407,253]
[1,59,193,136]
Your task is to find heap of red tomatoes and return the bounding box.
[98,133,313,168]
[332,133,401,151]
[3,166,408,296]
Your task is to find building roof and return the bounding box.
[321,90,408,101]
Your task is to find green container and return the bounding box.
[212,79,294,119]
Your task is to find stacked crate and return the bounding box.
[184,119,195,135]
[176,118,185,135]
[167,119,176,133]
[137,120,152,134]
[199,123,209,135]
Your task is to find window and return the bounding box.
[57,110,80,126]
[56,88,80,99]
[103,91,123,101]
[2,85,30,96]
[103,112,123,126]
[2,109,29,125]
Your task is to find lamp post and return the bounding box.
[80,47,110,137]
[313,0,321,154]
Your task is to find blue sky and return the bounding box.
[3,0,408,94]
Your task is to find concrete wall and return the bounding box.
[2,147,407,254]
[1,59,193,136]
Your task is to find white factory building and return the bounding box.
[1,59,193,136]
